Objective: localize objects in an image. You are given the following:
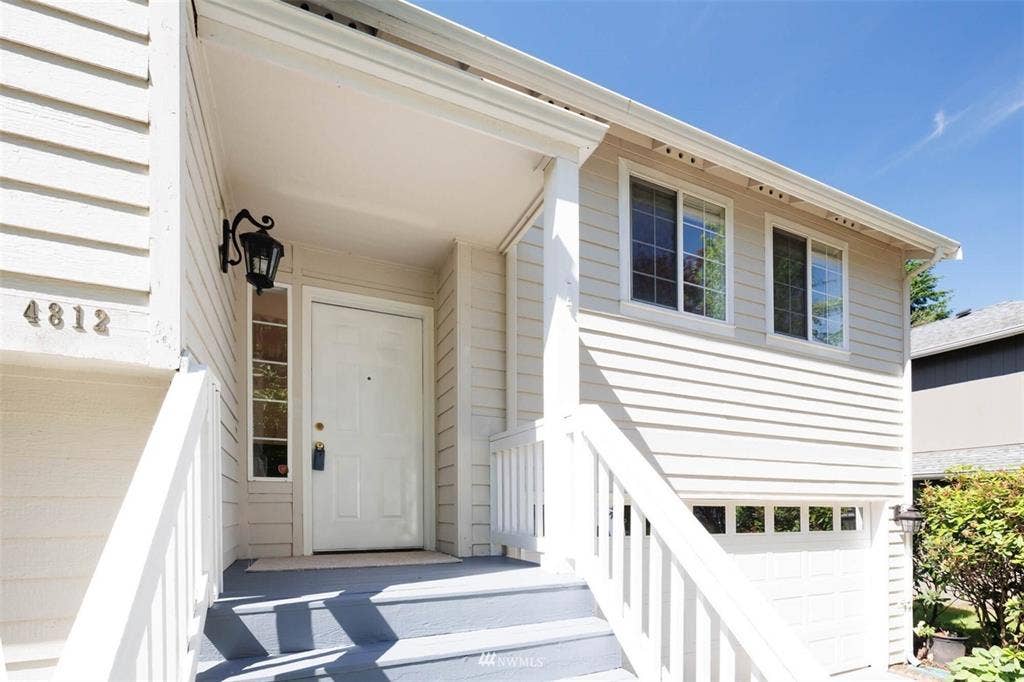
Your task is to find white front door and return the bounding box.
[311,302,423,551]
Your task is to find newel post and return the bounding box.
[541,156,580,572]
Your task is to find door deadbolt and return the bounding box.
[315,422,324,431]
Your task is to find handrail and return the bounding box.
[54,354,222,682]
[569,405,828,681]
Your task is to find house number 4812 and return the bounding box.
[23,300,109,333]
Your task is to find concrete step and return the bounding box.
[196,617,620,681]
[200,568,594,661]
[560,669,637,681]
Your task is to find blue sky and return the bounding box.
[420,0,1024,312]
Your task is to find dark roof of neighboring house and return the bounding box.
[911,300,1024,359]
[914,443,1024,479]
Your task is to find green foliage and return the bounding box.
[917,467,1024,647]
[906,259,953,326]
[949,646,1024,682]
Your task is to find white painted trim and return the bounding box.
[499,191,543,254]
[300,286,436,555]
[764,212,852,354]
[346,0,959,257]
[147,0,185,370]
[505,245,518,428]
[247,283,293,482]
[617,157,737,337]
[196,0,607,164]
[454,242,474,557]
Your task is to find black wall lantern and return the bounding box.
[220,209,284,295]
[893,504,924,535]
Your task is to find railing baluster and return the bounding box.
[576,435,596,566]
[648,530,663,680]
[611,480,625,616]
[597,459,610,580]
[720,622,737,682]
[536,441,544,537]
[525,441,535,536]
[669,559,684,681]
[629,504,644,637]
[695,593,712,682]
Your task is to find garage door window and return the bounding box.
[809,506,834,531]
[774,506,801,532]
[693,505,725,534]
[736,506,765,533]
[840,506,860,531]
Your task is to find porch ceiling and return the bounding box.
[201,41,545,269]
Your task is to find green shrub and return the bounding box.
[949,646,1024,681]
[917,466,1024,647]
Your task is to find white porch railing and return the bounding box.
[54,354,223,682]
[489,406,828,682]
[489,419,545,552]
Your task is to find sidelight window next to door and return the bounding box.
[249,285,291,479]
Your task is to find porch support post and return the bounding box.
[541,156,580,572]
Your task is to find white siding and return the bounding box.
[181,17,242,569]
[0,0,182,370]
[0,364,167,674]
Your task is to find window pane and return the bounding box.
[811,241,844,346]
[253,288,288,324]
[253,323,287,363]
[736,506,765,533]
[253,400,287,439]
[253,440,288,478]
[693,505,725,534]
[253,362,287,401]
[655,279,677,308]
[705,261,725,292]
[774,506,801,532]
[684,225,703,256]
[841,506,859,531]
[251,286,289,478]
[633,273,655,303]
[682,254,703,285]
[772,228,808,339]
[705,290,726,321]
[809,506,834,531]
[683,284,704,315]
[631,178,676,308]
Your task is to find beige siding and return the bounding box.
[182,18,242,569]
[435,247,457,555]
[0,0,159,367]
[469,248,505,555]
[0,365,167,673]
[513,134,912,658]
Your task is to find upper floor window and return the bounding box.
[625,163,732,323]
[768,217,848,349]
[249,285,291,480]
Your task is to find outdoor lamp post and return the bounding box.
[893,504,924,535]
[220,209,284,294]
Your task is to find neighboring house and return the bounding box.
[911,301,1024,480]
[0,1,962,680]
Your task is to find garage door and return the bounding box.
[690,502,871,675]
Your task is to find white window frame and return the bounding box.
[247,282,293,482]
[618,158,736,338]
[686,500,868,543]
[764,213,851,356]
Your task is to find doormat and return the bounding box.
[246,550,461,572]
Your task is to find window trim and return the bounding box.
[764,213,851,355]
[247,282,293,482]
[618,158,735,335]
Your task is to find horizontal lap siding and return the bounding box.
[574,137,906,502]
[515,224,544,425]
[435,248,457,555]
[0,367,167,663]
[470,248,505,555]
[182,21,241,568]
[0,0,152,366]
